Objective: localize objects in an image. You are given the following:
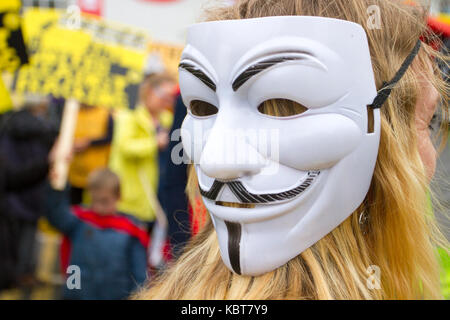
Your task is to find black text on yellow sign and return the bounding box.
[13,9,147,110]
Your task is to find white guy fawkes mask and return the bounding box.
[178,16,419,276]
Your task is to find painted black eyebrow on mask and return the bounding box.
[232,53,311,91]
[179,62,217,92]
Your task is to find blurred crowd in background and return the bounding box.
[0,0,202,300]
[0,0,448,300]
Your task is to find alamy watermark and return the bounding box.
[66,265,81,290]
[65,5,81,30]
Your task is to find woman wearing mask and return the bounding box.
[135,0,448,299]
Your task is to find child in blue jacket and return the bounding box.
[45,168,149,300]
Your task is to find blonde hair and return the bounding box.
[134,0,449,300]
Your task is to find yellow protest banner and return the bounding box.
[13,8,149,110]
[0,0,28,72]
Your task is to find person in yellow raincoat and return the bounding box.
[109,73,175,223]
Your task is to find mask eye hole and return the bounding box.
[258,99,308,117]
[189,100,218,117]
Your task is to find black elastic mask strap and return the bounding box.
[369,40,422,109]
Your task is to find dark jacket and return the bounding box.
[45,185,148,300]
[0,156,49,290]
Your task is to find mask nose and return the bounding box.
[199,126,267,180]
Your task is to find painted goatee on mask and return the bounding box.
[178,16,417,276]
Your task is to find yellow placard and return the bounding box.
[14,8,148,110]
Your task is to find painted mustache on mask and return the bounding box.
[199,171,321,205]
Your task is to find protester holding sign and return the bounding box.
[45,168,148,300]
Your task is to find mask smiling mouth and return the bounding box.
[201,171,321,206]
